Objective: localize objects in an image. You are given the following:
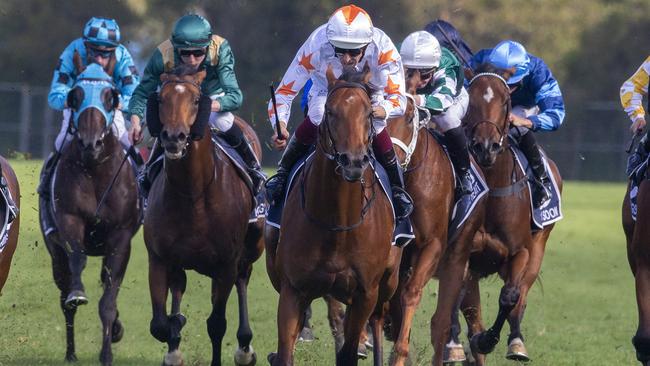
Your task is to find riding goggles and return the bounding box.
[87,46,115,59]
[179,48,207,57]
[334,47,364,57]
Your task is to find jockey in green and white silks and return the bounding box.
[48,17,138,151]
[127,14,264,196]
[265,4,414,219]
[399,31,473,197]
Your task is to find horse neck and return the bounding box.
[304,148,367,225]
[70,133,121,171]
[481,145,520,188]
[164,135,215,192]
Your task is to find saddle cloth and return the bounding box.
[628,156,650,221]
[266,151,414,247]
[0,179,17,253]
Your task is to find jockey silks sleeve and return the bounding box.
[418,48,464,113]
[268,25,406,128]
[620,56,650,123]
[48,38,139,112]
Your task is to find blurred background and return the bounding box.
[0,0,648,180]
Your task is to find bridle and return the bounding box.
[467,72,512,153]
[157,78,203,158]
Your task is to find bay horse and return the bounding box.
[266,65,400,366]
[624,143,650,365]
[144,65,264,366]
[39,62,141,365]
[453,65,562,365]
[385,70,485,366]
[0,157,20,294]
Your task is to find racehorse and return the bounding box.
[266,65,400,366]
[385,70,485,366]
[144,65,264,366]
[453,64,562,365]
[39,60,141,365]
[624,145,650,365]
[0,157,20,293]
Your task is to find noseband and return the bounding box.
[468,72,512,151]
[321,81,375,171]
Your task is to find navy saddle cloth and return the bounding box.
[628,155,650,221]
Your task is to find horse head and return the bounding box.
[149,65,211,160]
[323,64,374,182]
[66,62,120,162]
[464,64,513,168]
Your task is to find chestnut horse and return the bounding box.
[144,66,264,366]
[0,157,20,293]
[453,66,562,365]
[624,153,650,365]
[385,70,485,366]
[266,65,400,366]
[39,62,141,365]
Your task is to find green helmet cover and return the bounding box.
[171,14,212,49]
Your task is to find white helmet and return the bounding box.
[400,31,441,69]
[326,5,374,49]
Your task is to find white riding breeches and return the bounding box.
[209,111,234,132]
[307,85,388,133]
[55,109,130,151]
[431,88,469,132]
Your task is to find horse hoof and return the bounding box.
[162,349,183,366]
[65,290,88,309]
[298,326,315,342]
[357,343,368,359]
[267,352,277,365]
[65,353,78,362]
[235,345,257,366]
[111,318,124,343]
[443,341,467,363]
[505,337,530,362]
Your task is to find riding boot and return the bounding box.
[628,133,650,177]
[518,132,552,207]
[229,133,266,196]
[37,151,60,200]
[265,135,311,204]
[377,148,414,220]
[138,141,164,199]
[444,126,473,198]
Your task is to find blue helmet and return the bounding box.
[487,40,530,84]
[83,17,120,48]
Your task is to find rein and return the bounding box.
[391,93,431,171]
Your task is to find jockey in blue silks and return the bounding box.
[39,17,140,198]
[470,40,565,207]
[424,19,474,67]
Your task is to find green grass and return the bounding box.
[0,161,638,365]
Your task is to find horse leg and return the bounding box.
[234,261,257,366]
[391,240,442,366]
[631,216,650,365]
[370,301,389,366]
[49,242,78,362]
[272,283,306,366]
[443,286,467,364]
[461,273,486,366]
[264,225,281,292]
[337,289,377,366]
[207,272,236,366]
[373,247,401,366]
[59,216,88,308]
[325,295,346,353]
[98,233,132,366]
[470,248,529,357]
[160,267,187,366]
[147,253,176,365]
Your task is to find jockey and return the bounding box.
[424,19,474,68]
[127,14,265,196]
[470,40,565,207]
[39,17,139,198]
[621,56,650,175]
[265,4,413,219]
[399,31,472,196]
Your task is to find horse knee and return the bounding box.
[499,285,520,309]
[207,313,227,341]
[150,316,170,343]
[237,327,253,347]
[633,333,650,362]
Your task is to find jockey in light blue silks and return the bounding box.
[470,40,565,207]
[39,17,140,198]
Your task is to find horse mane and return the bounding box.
[170,64,202,77]
[338,66,374,95]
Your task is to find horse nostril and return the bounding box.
[491,142,501,152]
[95,139,104,148]
[362,154,370,164]
[472,143,483,153]
[339,153,351,167]
[178,132,187,142]
[161,130,169,141]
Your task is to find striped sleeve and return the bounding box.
[423,67,457,113]
[620,56,650,123]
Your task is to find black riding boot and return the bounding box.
[138,141,164,199]
[518,132,552,207]
[628,133,650,177]
[377,148,414,220]
[444,127,473,197]
[265,135,311,204]
[223,124,266,196]
[37,151,60,199]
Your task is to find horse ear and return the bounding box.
[67,86,84,111]
[501,67,516,82]
[73,50,85,74]
[193,69,207,85]
[361,62,371,83]
[101,88,120,111]
[160,73,170,83]
[464,67,475,81]
[326,64,337,88]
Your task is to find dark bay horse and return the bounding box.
[624,157,650,365]
[39,62,141,365]
[385,71,485,366]
[144,66,264,366]
[0,157,20,293]
[266,65,400,366]
[455,66,562,365]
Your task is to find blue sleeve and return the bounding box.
[48,40,80,110]
[527,59,565,131]
[469,49,492,71]
[112,45,140,113]
[300,79,312,111]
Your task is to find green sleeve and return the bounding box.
[213,41,243,111]
[127,50,165,120]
